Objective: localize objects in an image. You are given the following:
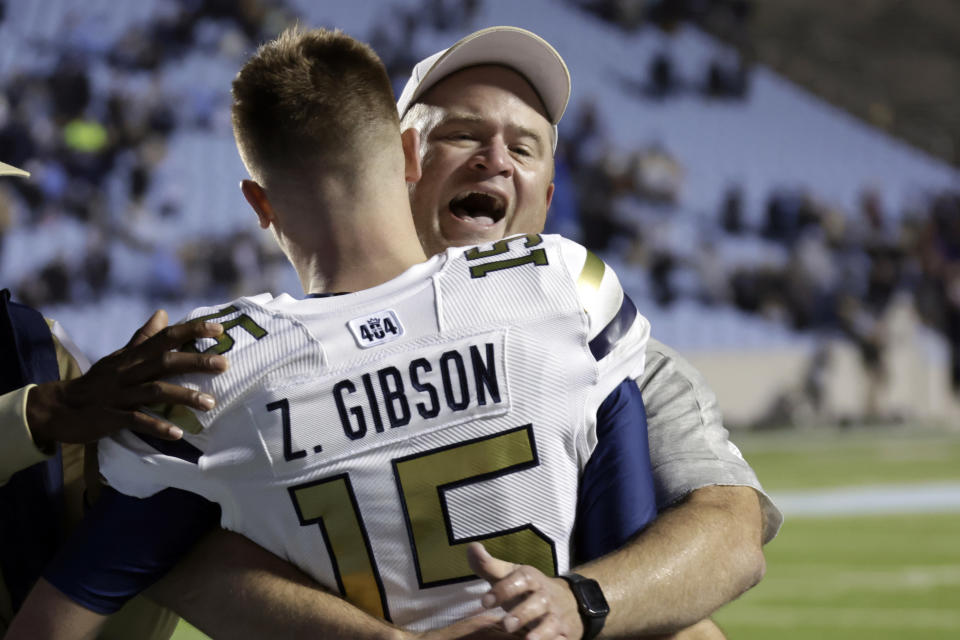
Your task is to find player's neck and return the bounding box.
[298,240,426,295]
[273,163,427,294]
[294,206,427,295]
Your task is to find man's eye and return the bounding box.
[449,133,475,141]
[511,146,532,157]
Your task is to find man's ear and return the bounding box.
[544,181,555,211]
[241,179,274,229]
[401,128,422,184]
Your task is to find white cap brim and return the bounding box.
[0,161,29,178]
[397,26,570,147]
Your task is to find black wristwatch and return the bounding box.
[560,572,609,640]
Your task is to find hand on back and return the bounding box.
[27,310,228,447]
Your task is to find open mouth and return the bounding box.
[448,192,506,226]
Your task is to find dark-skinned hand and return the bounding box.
[26,309,228,448]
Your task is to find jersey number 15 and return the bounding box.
[285,422,557,621]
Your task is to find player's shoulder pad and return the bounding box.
[556,237,650,365]
[179,294,284,355]
[180,293,275,323]
[555,237,623,335]
[152,293,305,436]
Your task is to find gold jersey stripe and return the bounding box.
[576,250,606,311]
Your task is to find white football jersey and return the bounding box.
[99,233,649,630]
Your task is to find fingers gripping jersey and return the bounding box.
[99,234,649,630]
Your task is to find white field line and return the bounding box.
[718,605,960,629]
[769,482,960,516]
[751,564,960,596]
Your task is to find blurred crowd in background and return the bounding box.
[560,98,960,403]
[1,0,959,410]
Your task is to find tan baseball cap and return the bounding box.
[0,161,29,178]
[396,26,571,151]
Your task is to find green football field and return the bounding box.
[714,427,960,639]
[713,512,960,639]
[172,426,960,640]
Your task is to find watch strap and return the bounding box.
[560,572,608,640]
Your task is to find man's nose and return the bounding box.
[470,140,514,178]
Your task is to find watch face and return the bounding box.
[576,579,610,616]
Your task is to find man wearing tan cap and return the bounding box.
[393,26,780,639]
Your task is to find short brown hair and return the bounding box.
[232,26,399,181]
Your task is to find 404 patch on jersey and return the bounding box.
[348,309,404,348]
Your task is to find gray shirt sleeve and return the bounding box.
[638,338,783,543]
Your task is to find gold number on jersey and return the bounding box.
[288,474,390,620]
[182,305,267,355]
[465,234,548,278]
[393,424,556,586]
[142,307,267,434]
[286,425,556,617]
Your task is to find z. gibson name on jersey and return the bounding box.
[333,341,503,440]
[263,336,510,467]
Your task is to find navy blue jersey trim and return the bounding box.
[306,292,349,298]
[133,432,203,464]
[574,378,657,563]
[588,294,638,361]
[0,289,60,389]
[44,486,220,614]
[0,289,65,609]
